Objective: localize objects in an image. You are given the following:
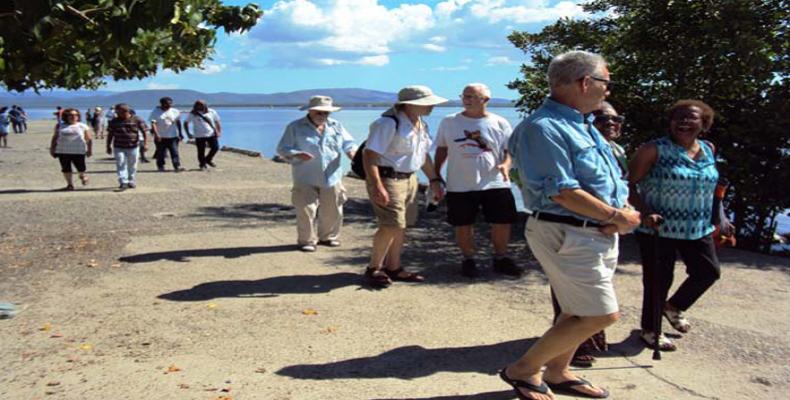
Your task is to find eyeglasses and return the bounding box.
[594,115,625,124]
[313,111,330,116]
[589,76,615,90]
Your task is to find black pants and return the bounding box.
[57,154,86,173]
[154,137,181,169]
[195,136,219,167]
[12,120,23,133]
[637,232,721,332]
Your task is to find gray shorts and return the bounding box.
[526,217,619,316]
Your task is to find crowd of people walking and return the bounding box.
[32,49,734,400]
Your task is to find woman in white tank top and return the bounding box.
[49,108,93,190]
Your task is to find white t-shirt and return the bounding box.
[55,122,91,155]
[435,112,512,192]
[185,109,220,138]
[366,111,432,173]
[148,107,181,138]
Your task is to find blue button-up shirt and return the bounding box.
[276,116,357,188]
[509,98,628,219]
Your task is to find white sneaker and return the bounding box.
[299,244,316,252]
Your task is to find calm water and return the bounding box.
[24,106,790,234]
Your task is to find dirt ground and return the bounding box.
[1,121,789,400]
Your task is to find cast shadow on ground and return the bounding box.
[0,187,118,194]
[119,244,296,263]
[277,337,538,380]
[372,390,515,400]
[186,198,376,228]
[158,272,360,301]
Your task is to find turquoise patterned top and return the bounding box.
[636,136,718,240]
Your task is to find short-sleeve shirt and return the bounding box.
[276,116,357,188]
[0,114,9,133]
[148,107,181,138]
[509,98,628,218]
[366,111,432,173]
[55,122,91,155]
[435,112,512,192]
[185,109,220,138]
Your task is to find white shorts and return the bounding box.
[526,217,619,316]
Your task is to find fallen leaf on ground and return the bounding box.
[40,323,52,332]
[215,396,233,400]
[86,260,98,268]
[322,326,339,334]
[46,381,60,386]
[207,303,217,309]
[302,308,318,315]
[50,333,63,338]
[79,344,92,351]
[254,367,266,373]
[110,263,121,268]
[178,383,190,389]
[166,364,182,373]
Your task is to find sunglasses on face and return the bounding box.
[314,111,330,116]
[589,75,615,90]
[594,115,625,124]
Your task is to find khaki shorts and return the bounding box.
[525,217,620,316]
[366,175,419,228]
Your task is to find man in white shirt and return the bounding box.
[184,100,222,170]
[148,97,185,172]
[434,83,522,278]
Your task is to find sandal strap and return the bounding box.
[499,368,549,394]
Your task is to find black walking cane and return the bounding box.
[652,216,664,361]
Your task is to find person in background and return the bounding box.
[93,106,106,139]
[503,50,640,400]
[49,108,93,190]
[149,97,185,172]
[9,105,25,134]
[106,103,148,190]
[54,106,64,122]
[433,83,522,278]
[362,85,447,288]
[629,99,725,351]
[85,108,94,129]
[0,107,10,147]
[184,100,222,170]
[277,96,357,252]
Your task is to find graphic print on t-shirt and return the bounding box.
[453,129,493,158]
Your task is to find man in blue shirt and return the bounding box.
[500,51,641,400]
[277,96,357,252]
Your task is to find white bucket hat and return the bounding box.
[300,95,341,112]
[395,85,448,106]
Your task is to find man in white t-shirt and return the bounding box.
[184,100,222,170]
[149,97,185,172]
[434,83,522,278]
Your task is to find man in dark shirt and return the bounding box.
[106,103,148,190]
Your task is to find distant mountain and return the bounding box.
[0,88,514,108]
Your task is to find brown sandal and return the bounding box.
[364,267,391,288]
[384,268,425,282]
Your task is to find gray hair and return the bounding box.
[547,50,606,90]
[464,83,491,99]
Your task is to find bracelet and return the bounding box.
[601,209,618,224]
[430,178,444,184]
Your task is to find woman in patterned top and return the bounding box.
[49,108,93,190]
[628,99,725,351]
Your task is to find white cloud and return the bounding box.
[199,63,227,74]
[248,1,589,68]
[146,83,179,90]
[485,56,518,66]
[431,66,469,71]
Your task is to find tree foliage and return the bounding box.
[0,1,262,92]
[508,0,790,252]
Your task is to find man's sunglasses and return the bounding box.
[594,115,625,124]
[589,76,615,90]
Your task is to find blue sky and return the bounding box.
[104,1,588,99]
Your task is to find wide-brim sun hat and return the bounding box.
[395,85,448,106]
[300,95,341,112]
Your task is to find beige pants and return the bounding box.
[292,183,347,245]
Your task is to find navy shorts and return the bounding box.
[446,188,517,226]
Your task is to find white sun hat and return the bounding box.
[394,85,448,106]
[300,95,341,112]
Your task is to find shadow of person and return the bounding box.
[119,244,296,263]
[371,390,515,400]
[594,329,650,359]
[276,337,538,380]
[158,272,360,301]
